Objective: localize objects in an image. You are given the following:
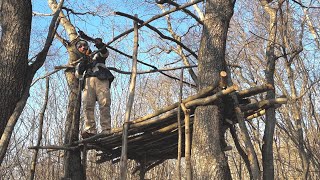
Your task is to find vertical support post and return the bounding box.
[181,103,192,180]
[120,14,139,180]
[139,153,147,180]
[176,68,184,180]
[225,68,260,179]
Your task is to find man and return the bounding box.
[75,38,113,139]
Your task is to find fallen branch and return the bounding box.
[185,84,238,107]
[244,103,282,118]
[131,81,220,124]
[237,84,274,98]
[240,97,287,112]
[246,109,266,120]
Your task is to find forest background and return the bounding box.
[0,0,319,179]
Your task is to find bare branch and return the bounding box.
[240,97,288,112]
[164,0,203,24]
[62,7,97,16]
[55,64,196,75]
[74,30,197,87]
[106,0,204,46]
[291,0,320,9]
[114,11,198,59]
[31,69,61,86]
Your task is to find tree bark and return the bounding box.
[47,1,84,179]
[260,1,279,179]
[0,0,60,165]
[191,0,235,179]
[0,0,31,136]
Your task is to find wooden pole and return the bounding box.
[132,83,220,124]
[120,14,139,180]
[231,93,261,179]
[240,97,287,112]
[176,68,184,180]
[181,103,192,180]
[237,84,274,98]
[139,154,146,180]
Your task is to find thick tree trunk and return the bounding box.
[0,0,31,136]
[0,0,60,165]
[191,0,234,179]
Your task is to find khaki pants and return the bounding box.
[83,77,111,134]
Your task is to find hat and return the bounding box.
[76,40,88,49]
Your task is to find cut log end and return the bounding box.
[219,71,228,88]
[220,71,227,77]
[266,83,274,90]
[232,84,239,91]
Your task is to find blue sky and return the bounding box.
[27,0,201,126]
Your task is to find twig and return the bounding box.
[31,69,61,86]
[291,0,320,9]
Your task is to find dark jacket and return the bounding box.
[76,48,114,84]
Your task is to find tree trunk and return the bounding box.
[191,0,234,179]
[0,0,61,165]
[63,70,84,179]
[47,0,85,179]
[0,0,31,136]
[260,1,278,179]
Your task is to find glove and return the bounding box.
[94,38,104,49]
[78,30,85,37]
[94,38,108,54]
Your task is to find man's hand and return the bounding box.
[78,30,85,37]
[94,38,104,49]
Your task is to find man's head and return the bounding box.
[76,40,89,54]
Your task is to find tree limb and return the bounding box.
[114,11,198,59]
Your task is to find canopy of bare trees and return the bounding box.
[0,0,319,179]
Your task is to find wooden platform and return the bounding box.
[28,82,287,175]
[81,108,195,164]
[70,83,286,169]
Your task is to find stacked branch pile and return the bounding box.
[29,77,287,173]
